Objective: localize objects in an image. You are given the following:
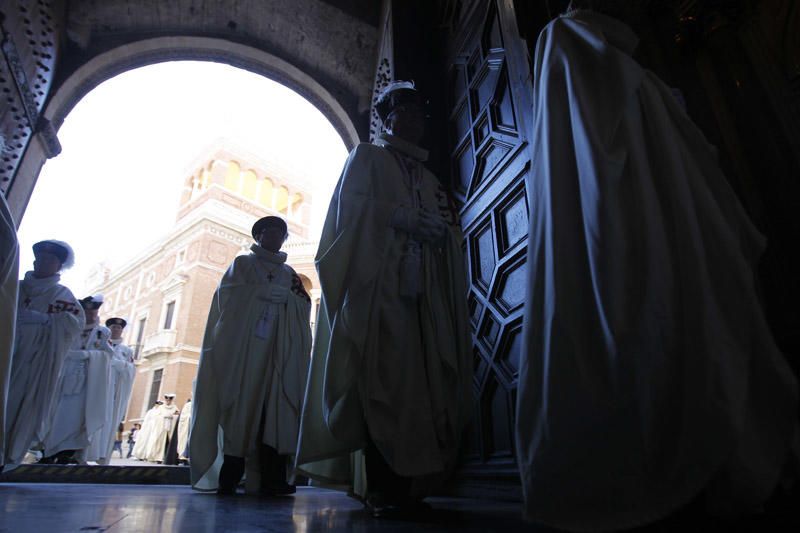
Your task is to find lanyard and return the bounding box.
[387,147,422,208]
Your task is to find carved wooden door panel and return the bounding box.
[447,0,534,481]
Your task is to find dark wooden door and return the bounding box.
[445,0,535,496]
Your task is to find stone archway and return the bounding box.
[7,36,362,219]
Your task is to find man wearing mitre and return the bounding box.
[4,240,84,469]
[191,215,312,495]
[295,81,472,516]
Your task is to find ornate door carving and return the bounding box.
[446,0,534,489]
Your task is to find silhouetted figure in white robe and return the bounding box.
[296,81,472,516]
[191,215,311,495]
[516,9,799,532]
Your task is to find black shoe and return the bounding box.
[217,486,238,496]
[366,495,432,520]
[53,451,79,465]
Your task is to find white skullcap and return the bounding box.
[33,239,75,270]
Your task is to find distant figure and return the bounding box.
[4,240,84,470]
[41,294,113,464]
[145,394,180,463]
[191,215,312,495]
[0,193,19,470]
[296,81,472,516]
[97,317,136,464]
[176,398,191,464]
[166,397,192,465]
[126,423,140,458]
[111,423,124,458]
[516,9,800,532]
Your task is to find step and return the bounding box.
[0,464,190,484]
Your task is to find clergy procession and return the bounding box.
[1,7,800,531]
[1,242,138,468]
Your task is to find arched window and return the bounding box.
[290,192,303,218]
[258,177,274,207]
[274,185,289,214]
[241,169,258,199]
[223,160,241,192]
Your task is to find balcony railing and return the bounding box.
[141,329,177,355]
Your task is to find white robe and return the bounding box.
[516,10,800,532]
[94,340,135,464]
[132,406,159,460]
[190,245,311,491]
[295,134,472,495]
[0,193,18,466]
[145,402,180,462]
[4,272,84,468]
[176,399,192,460]
[43,323,113,459]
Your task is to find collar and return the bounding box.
[250,243,288,265]
[22,271,61,291]
[375,133,429,162]
[110,338,124,346]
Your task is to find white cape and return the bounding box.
[44,323,113,459]
[0,194,18,465]
[4,272,84,467]
[132,406,159,460]
[93,342,135,464]
[190,246,311,491]
[135,403,179,462]
[516,10,799,532]
[295,136,472,496]
[176,400,192,460]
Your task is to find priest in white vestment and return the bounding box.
[41,294,113,464]
[191,215,312,495]
[4,240,84,469]
[0,193,18,468]
[93,317,135,464]
[516,9,800,532]
[295,81,472,516]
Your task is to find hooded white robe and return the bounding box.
[92,339,136,464]
[4,272,84,468]
[516,10,800,532]
[0,194,18,466]
[295,134,472,495]
[43,323,113,459]
[190,244,311,491]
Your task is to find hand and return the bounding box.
[267,283,289,304]
[390,206,447,243]
[18,309,50,325]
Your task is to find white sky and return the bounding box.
[17,61,348,295]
